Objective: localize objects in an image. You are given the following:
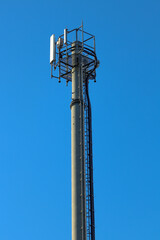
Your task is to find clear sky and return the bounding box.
[0,0,160,239]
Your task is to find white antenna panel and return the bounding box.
[64,29,67,45]
[50,34,56,64]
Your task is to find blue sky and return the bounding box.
[0,0,160,239]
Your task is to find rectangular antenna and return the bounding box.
[64,29,67,45]
[50,34,56,64]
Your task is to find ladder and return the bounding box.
[83,78,95,240]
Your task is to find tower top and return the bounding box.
[50,23,99,84]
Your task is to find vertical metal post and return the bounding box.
[71,41,86,240]
[93,37,96,82]
[50,25,98,240]
[82,21,84,51]
[58,49,61,83]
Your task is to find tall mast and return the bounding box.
[50,24,99,240]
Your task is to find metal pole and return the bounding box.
[70,41,86,240]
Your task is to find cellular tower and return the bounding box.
[50,23,99,240]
